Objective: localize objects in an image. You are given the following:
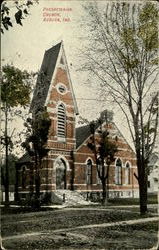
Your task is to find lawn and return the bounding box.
[1,206,158,249]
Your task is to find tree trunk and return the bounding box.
[102,180,107,205]
[4,106,9,206]
[34,167,41,208]
[29,165,34,199]
[35,171,40,199]
[70,150,75,191]
[14,164,19,202]
[136,149,148,215]
[139,182,148,215]
[106,164,110,200]
[138,171,148,215]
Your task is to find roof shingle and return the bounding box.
[76,124,91,149]
[75,122,99,149]
[30,42,62,113]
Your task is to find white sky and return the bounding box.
[2,0,134,154]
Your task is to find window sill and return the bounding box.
[57,137,66,143]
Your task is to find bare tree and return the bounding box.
[80,2,158,214]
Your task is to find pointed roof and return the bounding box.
[30,41,78,114]
[76,121,135,153]
[76,122,99,149]
[30,42,62,113]
[76,124,91,149]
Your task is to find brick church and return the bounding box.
[17,41,139,201]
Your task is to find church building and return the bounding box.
[17,41,139,202]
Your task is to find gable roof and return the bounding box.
[76,122,99,149]
[76,124,91,149]
[76,121,135,154]
[30,42,62,113]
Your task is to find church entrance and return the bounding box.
[55,158,67,189]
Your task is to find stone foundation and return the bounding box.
[80,189,139,202]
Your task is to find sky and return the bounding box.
[2,0,136,154]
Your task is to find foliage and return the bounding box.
[1,134,14,153]
[88,120,118,167]
[1,65,32,107]
[1,154,18,186]
[87,110,118,203]
[1,0,39,33]
[22,110,51,162]
[81,2,159,214]
[1,64,32,204]
[22,109,51,206]
[1,64,33,153]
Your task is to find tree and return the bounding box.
[1,64,32,204]
[1,0,39,33]
[87,110,118,204]
[80,2,158,214]
[1,154,18,187]
[22,109,51,207]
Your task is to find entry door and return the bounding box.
[56,159,66,189]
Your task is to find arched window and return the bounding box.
[125,162,131,185]
[86,159,92,185]
[57,104,66,140]
[55,158,67,189]
[115,158,122,185]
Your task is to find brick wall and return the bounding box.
[73,122,138,196]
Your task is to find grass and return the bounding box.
[1,205,57,214]
[1,208,143,237]
[71,222,158,249]
[1,205,158,249]
[1,195,158,249]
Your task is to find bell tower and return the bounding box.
[30,41,78,192]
